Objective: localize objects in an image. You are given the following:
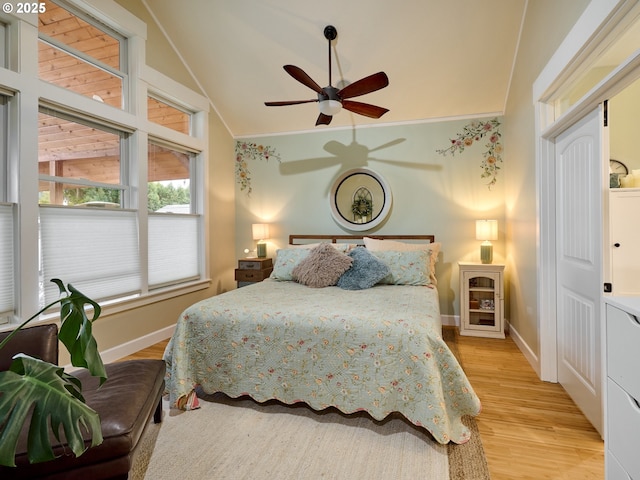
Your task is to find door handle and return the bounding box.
[614,243,621,248]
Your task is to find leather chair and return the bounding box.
[0,324,166,479]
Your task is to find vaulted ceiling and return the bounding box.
[142,0,527,138]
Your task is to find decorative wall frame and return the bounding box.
[329,168,392,231]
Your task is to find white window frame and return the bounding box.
[147,92,194,136]
[38,0,129,109]
[0,92,14,324]
[0,20,6,68]
[1,0,210,323]
[37,106,130,206]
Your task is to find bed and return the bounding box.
[163,235,481,444]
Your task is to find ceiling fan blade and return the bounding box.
[283,65,324,94]
[316,113,333,126]
[338,72,389,100]
[265,99,318,106]
[342,100,389,119]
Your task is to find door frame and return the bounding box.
[536,0,640,381]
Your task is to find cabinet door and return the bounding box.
[462,270,501,334]
[609,191,640,295]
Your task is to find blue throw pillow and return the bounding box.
[337,247,391,290]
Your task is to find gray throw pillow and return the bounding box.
[292,243,353,288]
[337,246,391,290]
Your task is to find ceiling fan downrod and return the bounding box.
[324,25,337,87]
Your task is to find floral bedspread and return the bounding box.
[163,279,481,444]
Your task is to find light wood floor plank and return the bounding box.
[123,327,604,478]
[451,328,603,479]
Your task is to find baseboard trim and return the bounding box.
[507,321,542,379]
[441,314,459,327]
[100,324,176,364]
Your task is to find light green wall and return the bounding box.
[235,119,505,316]
[504,0,590,357]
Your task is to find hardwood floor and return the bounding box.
[450,328,604,480]
[124,328,604,479]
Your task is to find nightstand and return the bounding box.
[235,258,273,287]
[458,262,505,339]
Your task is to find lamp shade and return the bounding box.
[252,223,270,240]
[475,220,498,241]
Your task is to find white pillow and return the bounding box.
[363,237,440,285]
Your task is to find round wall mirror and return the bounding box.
[329,168,392,231]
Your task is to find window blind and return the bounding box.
[40,206,141,304]
[0,204,14,316]
[148,213,199,288]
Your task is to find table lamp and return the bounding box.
[252,223,269,258]
[476,220,498,264]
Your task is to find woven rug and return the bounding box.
[132,330,490,479]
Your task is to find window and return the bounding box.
[147,142,191,213]
[37,107,139,304]
[0,93,13,322]
[148,95,191,135]
[148,141,199,288]
[38,108,126,206]
[548,12,640,119]
[38,0,126,109]
[2,0,209,322]
[40,206,141,304]
[0,203,13,321]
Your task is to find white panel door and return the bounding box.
[555,106,605,435]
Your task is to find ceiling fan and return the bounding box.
[264,25,389,126]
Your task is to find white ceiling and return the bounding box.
[143,0,527,138]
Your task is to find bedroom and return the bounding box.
[1,0,639,478]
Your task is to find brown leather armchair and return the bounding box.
[0,324,166,480]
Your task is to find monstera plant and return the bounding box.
[0,279,107,468]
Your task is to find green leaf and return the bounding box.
[0,278,107,467]
[0,355,103,467]
[54,280,107,385]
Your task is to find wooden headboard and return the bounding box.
[289,234,435,245]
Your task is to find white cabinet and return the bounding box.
[604,298,640,479]
[608,189,640,295]
[458,262,505,339]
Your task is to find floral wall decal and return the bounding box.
[235,141,281,195]
[436,118,503,188]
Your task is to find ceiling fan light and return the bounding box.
[318,99,342,116]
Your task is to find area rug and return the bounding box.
[131,329,490,479]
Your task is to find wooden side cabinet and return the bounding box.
[235,258,273,287]
[458,262,505,339]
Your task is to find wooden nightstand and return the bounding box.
[458,262,505,339]
[235,258,273,287]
